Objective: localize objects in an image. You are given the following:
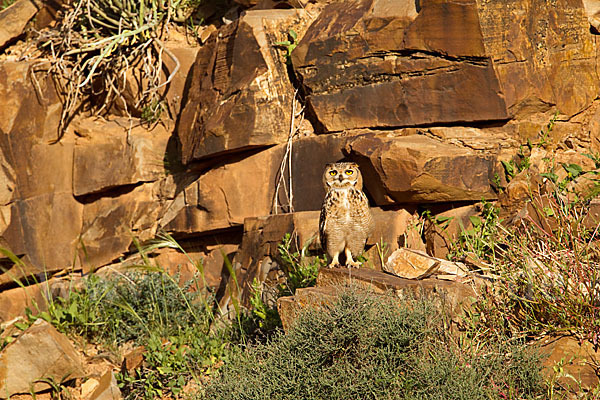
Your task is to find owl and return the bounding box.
[319,162,374,268]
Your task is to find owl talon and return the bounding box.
[346,260,361,269]
[327,262,341,269]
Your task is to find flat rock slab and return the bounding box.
[0,319,84,397]
[345,134,501,204]
[317,267,476,316]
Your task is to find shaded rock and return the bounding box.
[424,205,479,259]
[383,248,467,280]
[0,319,84,397]
[178,9,316,164]
[0,279,55,323]
[162,133,351,234]
[292,0,509,132]
[0,0,40,50]
[73,118,170,197]
[539,335,600,392]
[88,371,121,400]
[345,134,501,204]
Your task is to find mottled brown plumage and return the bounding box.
[319,162,374,268]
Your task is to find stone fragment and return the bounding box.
[178,9,316,164]
[539,335,600,392]
[345,134,501,204]
[88,371,121,400]
[0,319,84,397]
[0,0,40,50]
[292,0,509,132]
[383,248,467,280]
[73,118,170,197]
[121,346,145,374]
[0,280,54,323]
[277,286,338,331]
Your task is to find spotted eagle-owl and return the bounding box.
[319,162,374,268]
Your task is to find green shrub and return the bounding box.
[198,289,543,400]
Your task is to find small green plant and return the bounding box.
[277,233,327,295]
[248,278,281,333]
[450,201,502,263]
[274,29,298,66]
[0,0,15,10]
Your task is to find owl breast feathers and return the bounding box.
[319,162,374,268]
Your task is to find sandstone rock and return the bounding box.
[0,0,40,50]
[292,0,509,132]
[0,60,84,277]
[0,319,84,397]
[292,0,597,133]
[0,280,54,323]
[178,9,316,164]
[162,133,351,234]
[383,248,467,280]
[79,184,162,270]
[540,335,600,392]
[121,346,145,375]
[345,134,501,204]
[277,286,337,331]
[584,0,600,31]
[72,118,170,197]
[477,0,598,119]
[88,371,121,400]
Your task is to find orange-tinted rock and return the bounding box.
[0,319,84,397]
[73,118,170,197]
[476,0,598,119]
[0,0,40,50]
[292,0,509,132]
[178,9,316,164]
[539,335,600,392]
[345,134,501,204]
[424,205,479,259]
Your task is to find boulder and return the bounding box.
[423,205,479,259]
[476,0,598,119]
[72,118,170,197]
[0,319,84,397]
[0,0,40,50]
[292,0,509,132]
[162,133,351,234]
[0,278,67,322]
[79,184,161,270]
[345,134,501,204]
[178,9,317,164]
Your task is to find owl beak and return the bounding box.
[338,175,344,182]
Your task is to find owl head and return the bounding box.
[323,162,363,191]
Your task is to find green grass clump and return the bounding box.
[199,289,543,400]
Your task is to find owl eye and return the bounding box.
[345,170,353,175]
[329,170,337,176]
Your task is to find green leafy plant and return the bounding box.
[277,233,326,295]
[450,201,502,263]
[275,29,298,65]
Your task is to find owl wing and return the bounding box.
[319,201,328,251]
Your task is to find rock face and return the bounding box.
[345,134,501,204]
[292,0,598,132]
[0,0,40,50]
[178,9,316,164]
[292,0,509,132]
[0,319,85,397]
